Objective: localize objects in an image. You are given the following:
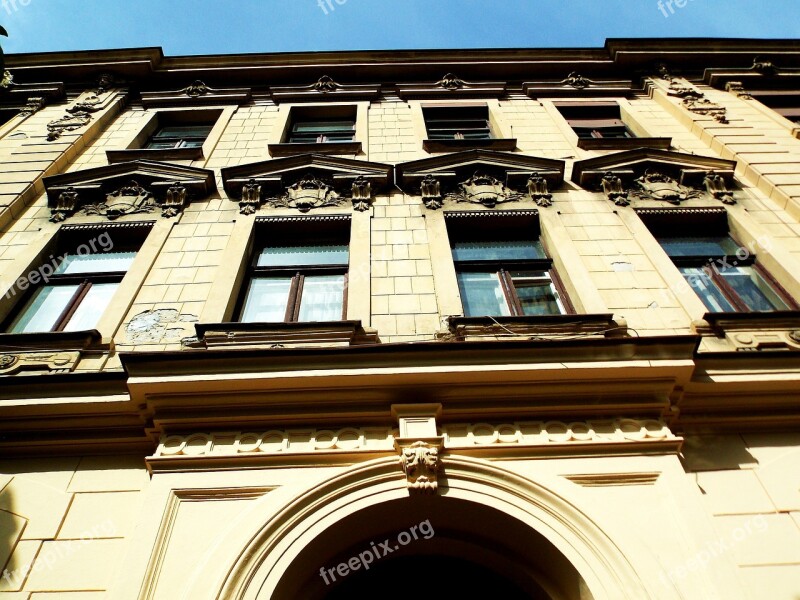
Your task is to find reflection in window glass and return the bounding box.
[8,285,80,333]
[63,283,119,331]
[721,267,792,311]
[452,241,545,262]
[297,275,345,322]
[457,272,509,317]
[56,252,137,275]
[680,267,736,312]
[510,271,563,316]
[241,278,292,322]
[257,245,349,267]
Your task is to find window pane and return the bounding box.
[680,267,736,312]
[457,272,509,317]
[510,271,564,315]
[721,266,792,311]
[153,125,213,138]
[63,283,118,331]
[240,278,292,322]
[56,252,137,275]
[292,120,354,133]
[659,237,740,258]
[297,275,345,322]
[452,241,545,262]
[257,245,349,267]
[8,285,79,333]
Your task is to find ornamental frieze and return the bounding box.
[0,351,80,375]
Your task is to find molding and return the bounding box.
[523,75,636,98]
[270,76,380,103]
[422,137,517,153]
[563,472,661,487]
[106,146,204,163]
[140,80,252,108]
[438,314,627,342]
[183,320,380,349]
[396,74,506,99]
[267,141,362,157]
[43,160,216,221]
[576,137,671,151]
[693,311,800,354]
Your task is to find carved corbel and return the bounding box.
[704,171,735,205]
[397,439,443,494]
[601,172,629,207]
[562,72,590,89]
[350,176,372,211]
[162,183,188,217]
[239,179,262,215]
[725,81,753,100]
[95,73,115,94]
[752,57,778,75]
[180,80,210,98]
[527,173,552,207]
[421,174,442,210]
[50,187,80,222]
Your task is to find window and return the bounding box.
[555,102,632,139]
[659,235,795,312]
[287,118,355,143]
[238,219,350,323]
[423,106,492,140]
[144,123,214,149]
[447,213,570,317]
[5,225,148,333]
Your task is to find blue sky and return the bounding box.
[2,0,799,56]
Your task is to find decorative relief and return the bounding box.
[95,73,115,94]
[631,170,701,205]
[728,330,800,352]
[0,351,79,375]
[47,89,111,141]
[752,57,777,75]
[50,186,81,223]
[527,173,552,207]
[725,81,753,100]
[704,171,736,205]
[153,427,397,458]
[126,309,199,344]
[441,419,676,447]
[601,172,629,206]
[240,179,262,215]
[420,175,443,210]
[667,79,729,124]
[179,80,210,98]
[436,73,465,90]
[561,72,591,89]
[312,75,340,93]
[448,172,522,208]
[398,440,441,493]
[80,180,156,220]
[19,96,45,116]
[267,174,344,213]
[350,176,372,211]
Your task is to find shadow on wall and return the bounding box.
[0,479,21,592]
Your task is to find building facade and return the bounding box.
[0,39,799,599]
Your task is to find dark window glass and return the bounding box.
[145,124,213,149]
[288,119,355,143]
[424,106,492,140]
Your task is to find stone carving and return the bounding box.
[20,96,45,116]
[562,72,590,89]
[49,187,81,222]
[450,172,522,208]
[67,93,104,114]
[399,441,441,493]
[656,62,673,82]
[350,176,372,211]
[752,57,777,75]
[704,171,735,205]
[180,80,210,98]
[436,73,465,90]
[82,180,156,220]
[267,175,343,213]
[161,183,188,217]
[95,73,115,94]
[47,112,93,141]
[240,179,262,215]
[126,309,199,344]
[0,351,79,375]
[153,427,397,458]
[421,175,443,210]
[601,172,629,206]
[666,79,729,124]
[725,81,753,100]
[527,173,552,207]
[632,170,701,205]
[312,75,339,93]
[791,330,800,344]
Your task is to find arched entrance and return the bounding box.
[211,455,655,600]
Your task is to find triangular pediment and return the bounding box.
[44,160,216,204]
[221,154,393,198]
[42,160,216,222]
[571,148,737,189]
[396,149,565,191]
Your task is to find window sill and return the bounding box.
[439,314,626,342]
[268,142,362,157]
[106,147,204,164]
[184,320,379,349]
[422,138,517,153]
[694,311,800,354]
[0,329,107,352]
[576,137,671,151]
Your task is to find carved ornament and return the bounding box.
[436,73,465,90]
[50,187,81,223]
[81,180,156,220]
[449,172,522,208]
[19,96,45,116]
[527,173,552,207]
[632,170,701,205]
[398,440,442,494]
[725,81,752,100]
[180,80,210,98]
[240,179,262,215]
[0,351,79,375]
[267,175,343,213]
[350,176,372,211]
[704,171,735,205]
[601,172,629,206]
[421,174,443,210]
[162,183,188,217]
[752,57,777,75]
[562,72,591,89]
[312,75,340,93]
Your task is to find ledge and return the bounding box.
[0,329,108,352]
[268,142,362,157]
[422,138,517,153]
[694,311,800,355]
[105,147,204,163]
[576,137,671,151]
[439,314,627,342]
[185,320,380,349]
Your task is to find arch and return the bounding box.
[196,454,661,600]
